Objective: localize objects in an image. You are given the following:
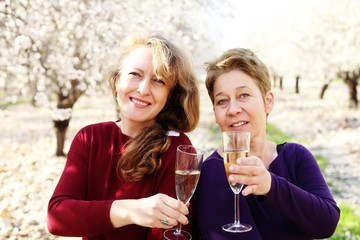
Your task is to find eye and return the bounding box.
[153,78,166,86]
[238,93,250,99]
[216,99,228,106]
[130,72,141,77]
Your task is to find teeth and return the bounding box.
[132,98,148,106]
[232,122,245,127]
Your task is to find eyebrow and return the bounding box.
[214,86,249,98]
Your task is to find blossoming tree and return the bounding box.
[1,0,231,155]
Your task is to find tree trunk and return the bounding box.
[53,119,70,156]
[273,75,277,88]
[53,79,85,156]
[319,79,332,99]
[344,75,358,108]
[279,77,283,90]
[295,76,300,94]
[319,83,329,99]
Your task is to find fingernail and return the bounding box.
[229,165,234,171]
[229,175,234,181]
[237,158,242,164]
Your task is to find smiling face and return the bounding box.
[115,46,171,129]
[213,70,274,140]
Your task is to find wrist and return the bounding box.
[110,200,132,228]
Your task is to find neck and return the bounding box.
[250,137,277,169]
[117,116,156,138]
[250,136,266,159]
[117,119,141,138]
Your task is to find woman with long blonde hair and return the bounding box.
[48,32,200,240]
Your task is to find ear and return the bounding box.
[264,90,274,114]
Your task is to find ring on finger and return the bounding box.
[160,216,170,226]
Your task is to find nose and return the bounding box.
[137,79,150,95]
[227,99,242,116]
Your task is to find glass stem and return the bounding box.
[234,192,240,225]
[176,222,182,234]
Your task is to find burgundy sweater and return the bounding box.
[47,121,196,240]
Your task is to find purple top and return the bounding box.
[195,142,340,240]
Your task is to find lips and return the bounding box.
[130,97,150,107]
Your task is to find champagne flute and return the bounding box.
[222,131,252,233]
[164,145,204,240]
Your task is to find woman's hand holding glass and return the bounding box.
[110,193,189,229]
[164,145,204,240]
[228,156,272,197]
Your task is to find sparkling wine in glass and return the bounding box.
[164,145,204,240]
[222,131,252,233]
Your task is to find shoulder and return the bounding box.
[80,121,117,132]
[74,121,120,142]
[77,121,118,136]
[161,132,191,158]
[201,150,223,173]
[277,142,316,168]
[168,131,192,146]
[281,142,312,156]
[204,150,222,163]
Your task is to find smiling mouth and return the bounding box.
[130,97,150,106]
[231,121,247,127]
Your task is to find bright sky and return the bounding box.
[219,0,313,50]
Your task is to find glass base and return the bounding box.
[222,223,252,233]
[164,228,192,240]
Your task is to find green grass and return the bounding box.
[314,154,328,172]
[330,203,360,239]
[209,124,222,146]
[266,123,294,144]
[0,98,31,107]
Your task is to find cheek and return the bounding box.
[116,77,132,93]
[115,78,123,92]
[214,109,224,124]
[155,89,170,106]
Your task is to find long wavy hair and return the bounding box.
[105,32,200,181]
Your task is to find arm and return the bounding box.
[47,129,115,237]
[109,193,188,229]
[264,171,339,238]
[229,143,340,238]
[262,145,340,238]
[47,128,190,237]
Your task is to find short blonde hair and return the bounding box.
[205,48,271,105]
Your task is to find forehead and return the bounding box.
[214,70,258,95]
[122,46,153,69]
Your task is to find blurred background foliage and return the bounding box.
[1,0,359,155]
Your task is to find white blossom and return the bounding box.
[34,92,49,108]
[32,65,45,74]
[14,35,32,50]
[52,108,72,121]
